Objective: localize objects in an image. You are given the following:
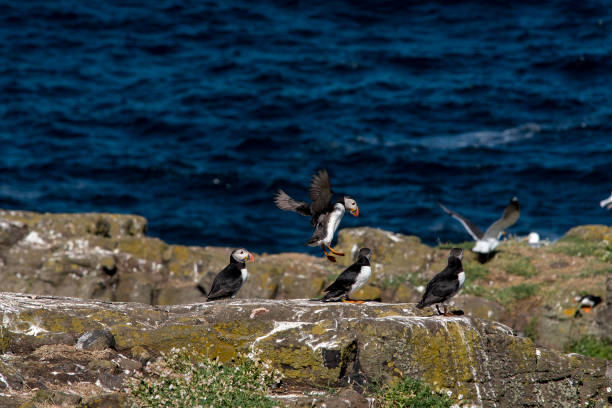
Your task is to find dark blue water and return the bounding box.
[2,1,611,254]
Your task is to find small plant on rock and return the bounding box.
[370,377,453,408]
[130,348,282,408]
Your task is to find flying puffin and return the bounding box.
[203,248,255,301]
[574,294,602,315]
[274,169,359,262]
[438,197,520,254]
[416,248,464,316]
[600,192,612,210]
[314,248,372,303]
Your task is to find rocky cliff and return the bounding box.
[0,293,609,407]
[0,209,610,407]
[0,209,609,353]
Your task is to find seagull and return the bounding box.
[438,197,520,254]
[600,192,612,210]
[274,169,359,262]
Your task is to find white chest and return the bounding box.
[324,207,345,244]
[457,271,465,289]
[240,268,248,283]
[350,266,371,294]
[473,238,498,253]
[580,298,594,308]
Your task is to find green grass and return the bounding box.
[495,283,539,305]
[504,258,536,278]
[578,264,612,278]
[566,336,612,360]
[550,236,612,262]
[437,241,474,251]
[523,317,538,342]
[464,261,489,281]
[381,275,407,289]
[462,283,486,297]
[131,349,281,408]
[370,378,453,408]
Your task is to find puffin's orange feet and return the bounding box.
[325,244,345,256]
[582,307,593,313]
[342,299,365,304]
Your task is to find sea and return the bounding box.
[1,0,611,255]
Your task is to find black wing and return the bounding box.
[438,201,484,240]
[207,264,243,301]
[418,268,459,307]
[306,213,328,245]
[309,169,333,215]
[324,262,361,294]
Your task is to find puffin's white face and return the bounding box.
[232,248,254,263]
[343,197,359,217]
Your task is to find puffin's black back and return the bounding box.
[416,250,463,308]
[207,255,246,301]
[321,249,371,298]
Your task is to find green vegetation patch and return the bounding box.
[464,261,489,281]
[437,241,474,251]
[504,257,536,278]
[370,378,453,408]
[566,336,612,360]
[131,348,281,408]
[550,235,612,262]
[495,283,539,305]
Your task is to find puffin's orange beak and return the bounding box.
[351,207,359,217]
[246,253,255,262]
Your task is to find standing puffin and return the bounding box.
[205,248,255,301]
[416,248,465,316]
[574,294,602,315]
[274,169,359,262]
[315,248,372,303]
[438,197,520,254]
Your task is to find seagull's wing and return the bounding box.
[438,202,484,240]
[309,169,333,215]
[484,198,520,239]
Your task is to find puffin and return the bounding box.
[438,197,520,254]
[204,248,255,301]
[315,248,372,303]
[600,192,612,210]
[416,248,464,316]
[274,169,359,262]
[574,294,602,315]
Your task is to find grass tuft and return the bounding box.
[370,378,453,408]
[566,336,612,360]
[130,348,281,408]
[495,283,539,305]
[504,258,536,278]
[550,236,612,262]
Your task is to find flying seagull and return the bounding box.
[600,192,612,210]
[438,197,520,253]
[274,169,359,262]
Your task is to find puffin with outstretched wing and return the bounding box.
[274,169,359,262]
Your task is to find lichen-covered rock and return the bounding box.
[0,209,609,357]
[0,293,609,407]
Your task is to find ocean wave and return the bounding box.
[421,123,542,150]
